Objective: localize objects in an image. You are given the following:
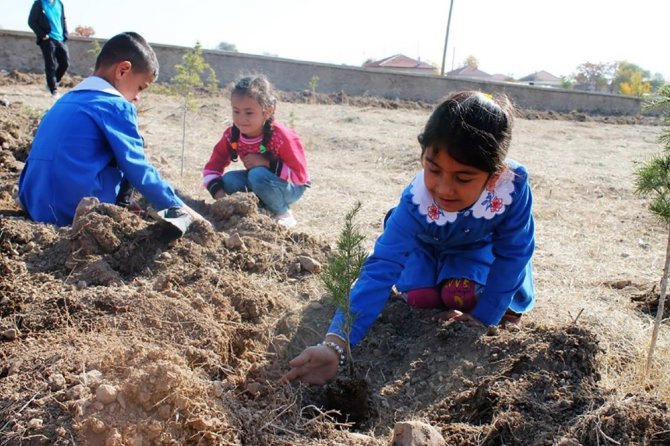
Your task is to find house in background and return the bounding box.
[445,65,493,80]
[518,70,562,87]
[445,67,514,82]
[363,54,436,75]
[490,73,513,82]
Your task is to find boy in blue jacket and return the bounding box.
[18,32,204,231]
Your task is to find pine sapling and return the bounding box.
[308,75,319,104]
[321,202,369,376]
[634,84,670,374]
[170,42,218,177]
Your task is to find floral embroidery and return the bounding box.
[471,169,514,219]
[410,168,515,225]
[427,203,442,221]
[491,197,503,212]
[481,190,504,213]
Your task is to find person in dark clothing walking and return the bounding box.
[28,0,70,97]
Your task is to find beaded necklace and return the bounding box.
[229,120,272,161]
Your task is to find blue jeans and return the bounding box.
[222,167,305,214]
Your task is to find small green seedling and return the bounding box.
[308,75,319,94]
[321,201,369,375]
[170,42,218,176]
[634,84,670,374]
[288,110,296,130]
[308,75,319,103]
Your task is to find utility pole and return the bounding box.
[440,0,455,76]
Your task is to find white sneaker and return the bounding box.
[274,210,297,228]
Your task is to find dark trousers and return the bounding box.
[38,39,69,94]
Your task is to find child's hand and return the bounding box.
[434,309,484,327]
[281,345,339,385]
[242,153,270,170]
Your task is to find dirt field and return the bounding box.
[1,71,670,445]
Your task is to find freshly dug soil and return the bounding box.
[1,72,669,445]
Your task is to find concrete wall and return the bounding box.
[1,30,643,115]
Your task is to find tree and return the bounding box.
[573,62,614,92]
[87,40,102,73]
[216,41,237,52]
[620,71,651,97]
[560,76,574,90]
[613,61,651,97]
[634,84,670,374]
[307,75,319,103]
[71,25,95,37]
[321,202,369,376]
[464,55,479,69]
[650,73,666,93]
[170,42,218,176]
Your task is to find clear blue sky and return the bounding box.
[2,0,669,81]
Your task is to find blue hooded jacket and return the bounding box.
[18,76,184,226]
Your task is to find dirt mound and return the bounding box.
[0,100,40,162]
[0,70,78,89]
[0,190,331,444]
[285,295,670,444]
[2,94,670,445]
[0,70,43,86]
[0,97,40,219]
[604,280,670,320]
[279,90,662,124]
[566,395,670,445]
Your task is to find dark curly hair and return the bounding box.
[229,75,277,157]
[418,91,515,174]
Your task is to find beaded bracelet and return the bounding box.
[320,341,346,367]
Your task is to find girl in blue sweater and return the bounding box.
[284,91,535,385]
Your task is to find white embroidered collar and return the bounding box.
[410,169,515,225]
[70,76,123,97]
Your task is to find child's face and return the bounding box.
[114,64,154,104]
[422,147,494,212]
[231,94,272,137]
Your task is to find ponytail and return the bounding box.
[229,125,240,161]
[259,117,274,153]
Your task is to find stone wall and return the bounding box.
[0,30,643,115]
